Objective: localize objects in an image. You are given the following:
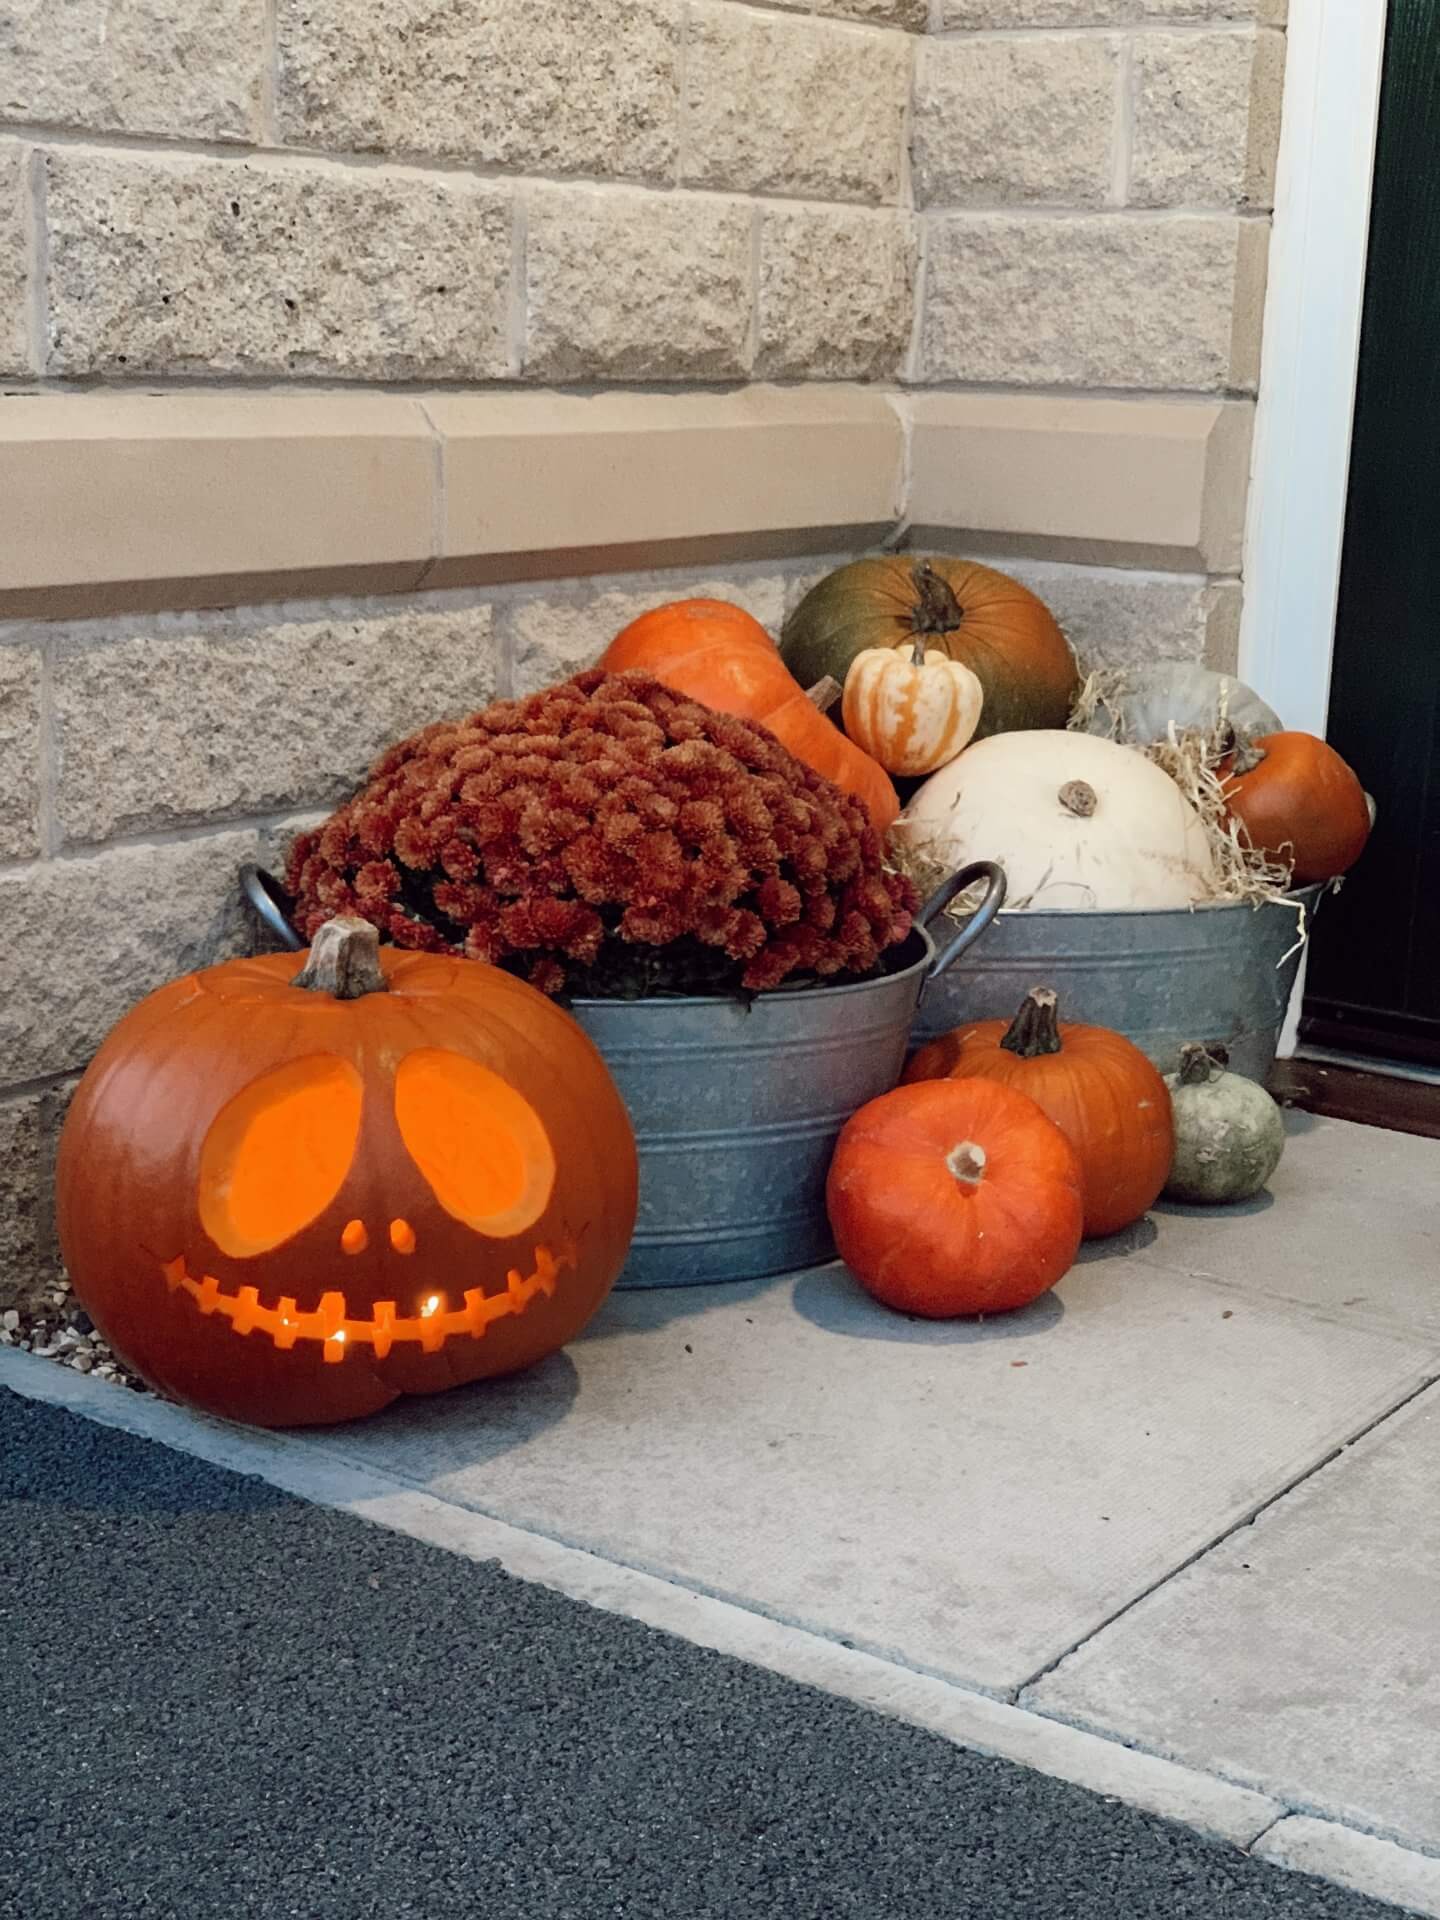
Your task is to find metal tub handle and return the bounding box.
[241,858,1009,982]
[918,860,1007,983]
[240,864,304,952]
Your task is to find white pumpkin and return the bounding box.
[897,730,1218,911]
[842,640,984,777]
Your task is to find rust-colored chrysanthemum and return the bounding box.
[287,670,917,997]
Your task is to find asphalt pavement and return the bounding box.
[1,1390,1401,1920]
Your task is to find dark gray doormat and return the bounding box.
[1,1391,1394,1920]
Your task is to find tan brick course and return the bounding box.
[43,151,513,381]
[758,207,916,380]
[921,213,1265,392]
[525,186,753,381]
[51,603,499,847]
[914,35,1118,209]
[276,0,680,184]
[1131,29,1286,210]
[2,0,265,142]
[684,6,910,206]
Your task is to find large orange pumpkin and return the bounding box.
[599,598,899,831]
[904,987,1173,1239]
[826,1078,1084,1317]
[780,556,1078,741]
[55,919,638,1428]
[1222,731,1371,884]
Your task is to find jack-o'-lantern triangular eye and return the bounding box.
[199,1055,364,1258]
[394,1049,556,1239]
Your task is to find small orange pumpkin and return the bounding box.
[1221,731,1371,884]
[599,599,899,831]
[904,987,1173,1239]
[842,637,984,776]
[56,918,638,1428]
[827,1078,1083,1317]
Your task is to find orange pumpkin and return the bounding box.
[780,556,1078,742]
[56,919,638,1428]
[1221,731,1371,884]
[826,1078,1084,1318]
[599,599,899,831]
[904,987,1173,1239]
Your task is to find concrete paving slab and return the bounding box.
[1029,1385,1440,1856]
[1255,1820,1440,1920]
[1137,1113,1440,1338]
[298,1255,1433,1698]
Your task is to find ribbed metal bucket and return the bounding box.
[573,863,1007,1288]
[911,887,1323,1083]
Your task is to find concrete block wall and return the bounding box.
[0,0,1288,1310]
[910,0,1286,668]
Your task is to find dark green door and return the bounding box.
[1302,0,1440,1069]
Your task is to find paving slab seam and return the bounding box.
[1016,1369,1440,1704]
[7,1344,1438,1919]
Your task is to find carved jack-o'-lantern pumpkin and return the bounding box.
[55,919,639,1428]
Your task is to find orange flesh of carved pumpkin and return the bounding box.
[599,598,900,832]
[903,988,1173,1240]
[1221,731,1371,885]
[56,924,638,1428]
[826,1078,1084,1318]
[780,556,1079,743]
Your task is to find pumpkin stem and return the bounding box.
[946,1140,987,1185]
[1177,1042,1222,1086]
[1059,780,1098,818]
[909,636,927,669]
[910,562,964,636]
[1000,987,1063,1058]
[293,915,389,1000]
[805,674,844,716]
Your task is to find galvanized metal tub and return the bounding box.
[911,886,1323,1083]
[239,861,1007,1292]
[574,863,1006,1288]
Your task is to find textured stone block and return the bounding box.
[684,7,909,205]
[979,556,1238,671]
[0,144,29,379]
[525,187,751,381]
[0,1084,71,1316]
[914,35,1117,208]
[509,569,788,697]
[758,207,915,380]
[276,0,679,184]
[44,151,512,381]
[938,1,1273,20]
[1132,30,1285,209]
[921,213,1260,391]
[1,0,265,141]
[53,601,499,846]
[0,831,263,1082]
[816,0,928,24]
[0,643,42,859]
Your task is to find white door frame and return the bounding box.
[1238,0,1389,733]
[1237,1,1389,1057]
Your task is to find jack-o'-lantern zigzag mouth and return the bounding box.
[158,1243,577,1362]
